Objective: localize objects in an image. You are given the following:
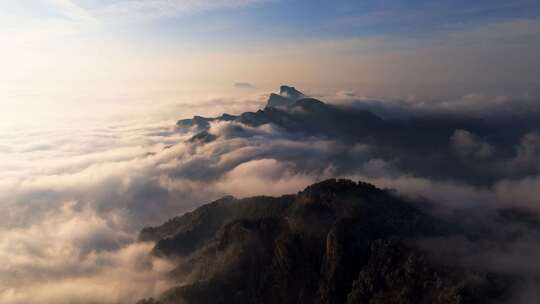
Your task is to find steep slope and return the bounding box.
[136,180,511,304]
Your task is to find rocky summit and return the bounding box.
[137,179,512,304]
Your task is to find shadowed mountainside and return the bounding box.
[137,179,513,304]
[174,86,534,186]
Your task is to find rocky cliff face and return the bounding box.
[136,179,513,304]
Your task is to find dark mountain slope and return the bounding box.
[174,86,511,185]
[136,179,512,304]
[177,93,386,142]
[140,195,295,257]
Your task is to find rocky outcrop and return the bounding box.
[279,85,304,101]
[267,93,295,108]
[266,86,305,108]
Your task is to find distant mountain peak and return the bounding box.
[279,85,304,100]
[267,93,294,108]
[266,85,307,108]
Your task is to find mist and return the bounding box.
[1,84,540,302]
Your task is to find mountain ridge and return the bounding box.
[174,86,514,186]
[136,179,513,304]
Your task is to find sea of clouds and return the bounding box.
[1,88,540,303]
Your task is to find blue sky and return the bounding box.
[6,0,539,46]
[0,0,539,105]
[106,1,539,38]
[61,0,540,48]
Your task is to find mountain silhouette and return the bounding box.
[175,86,503,185]
[137,179,511,304]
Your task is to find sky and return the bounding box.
[1,0,539,122]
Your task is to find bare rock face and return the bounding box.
[137,179,511,304]
[279,85,304,101]
[267,93,296,108]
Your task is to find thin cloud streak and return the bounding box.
[96,0,271,22]
[48,0,98,23]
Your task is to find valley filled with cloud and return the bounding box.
[2,87,540,303]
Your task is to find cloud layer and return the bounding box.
[1,89,540,303]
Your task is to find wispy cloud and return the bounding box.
[96,0,270,22]
[48,0,97,23]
